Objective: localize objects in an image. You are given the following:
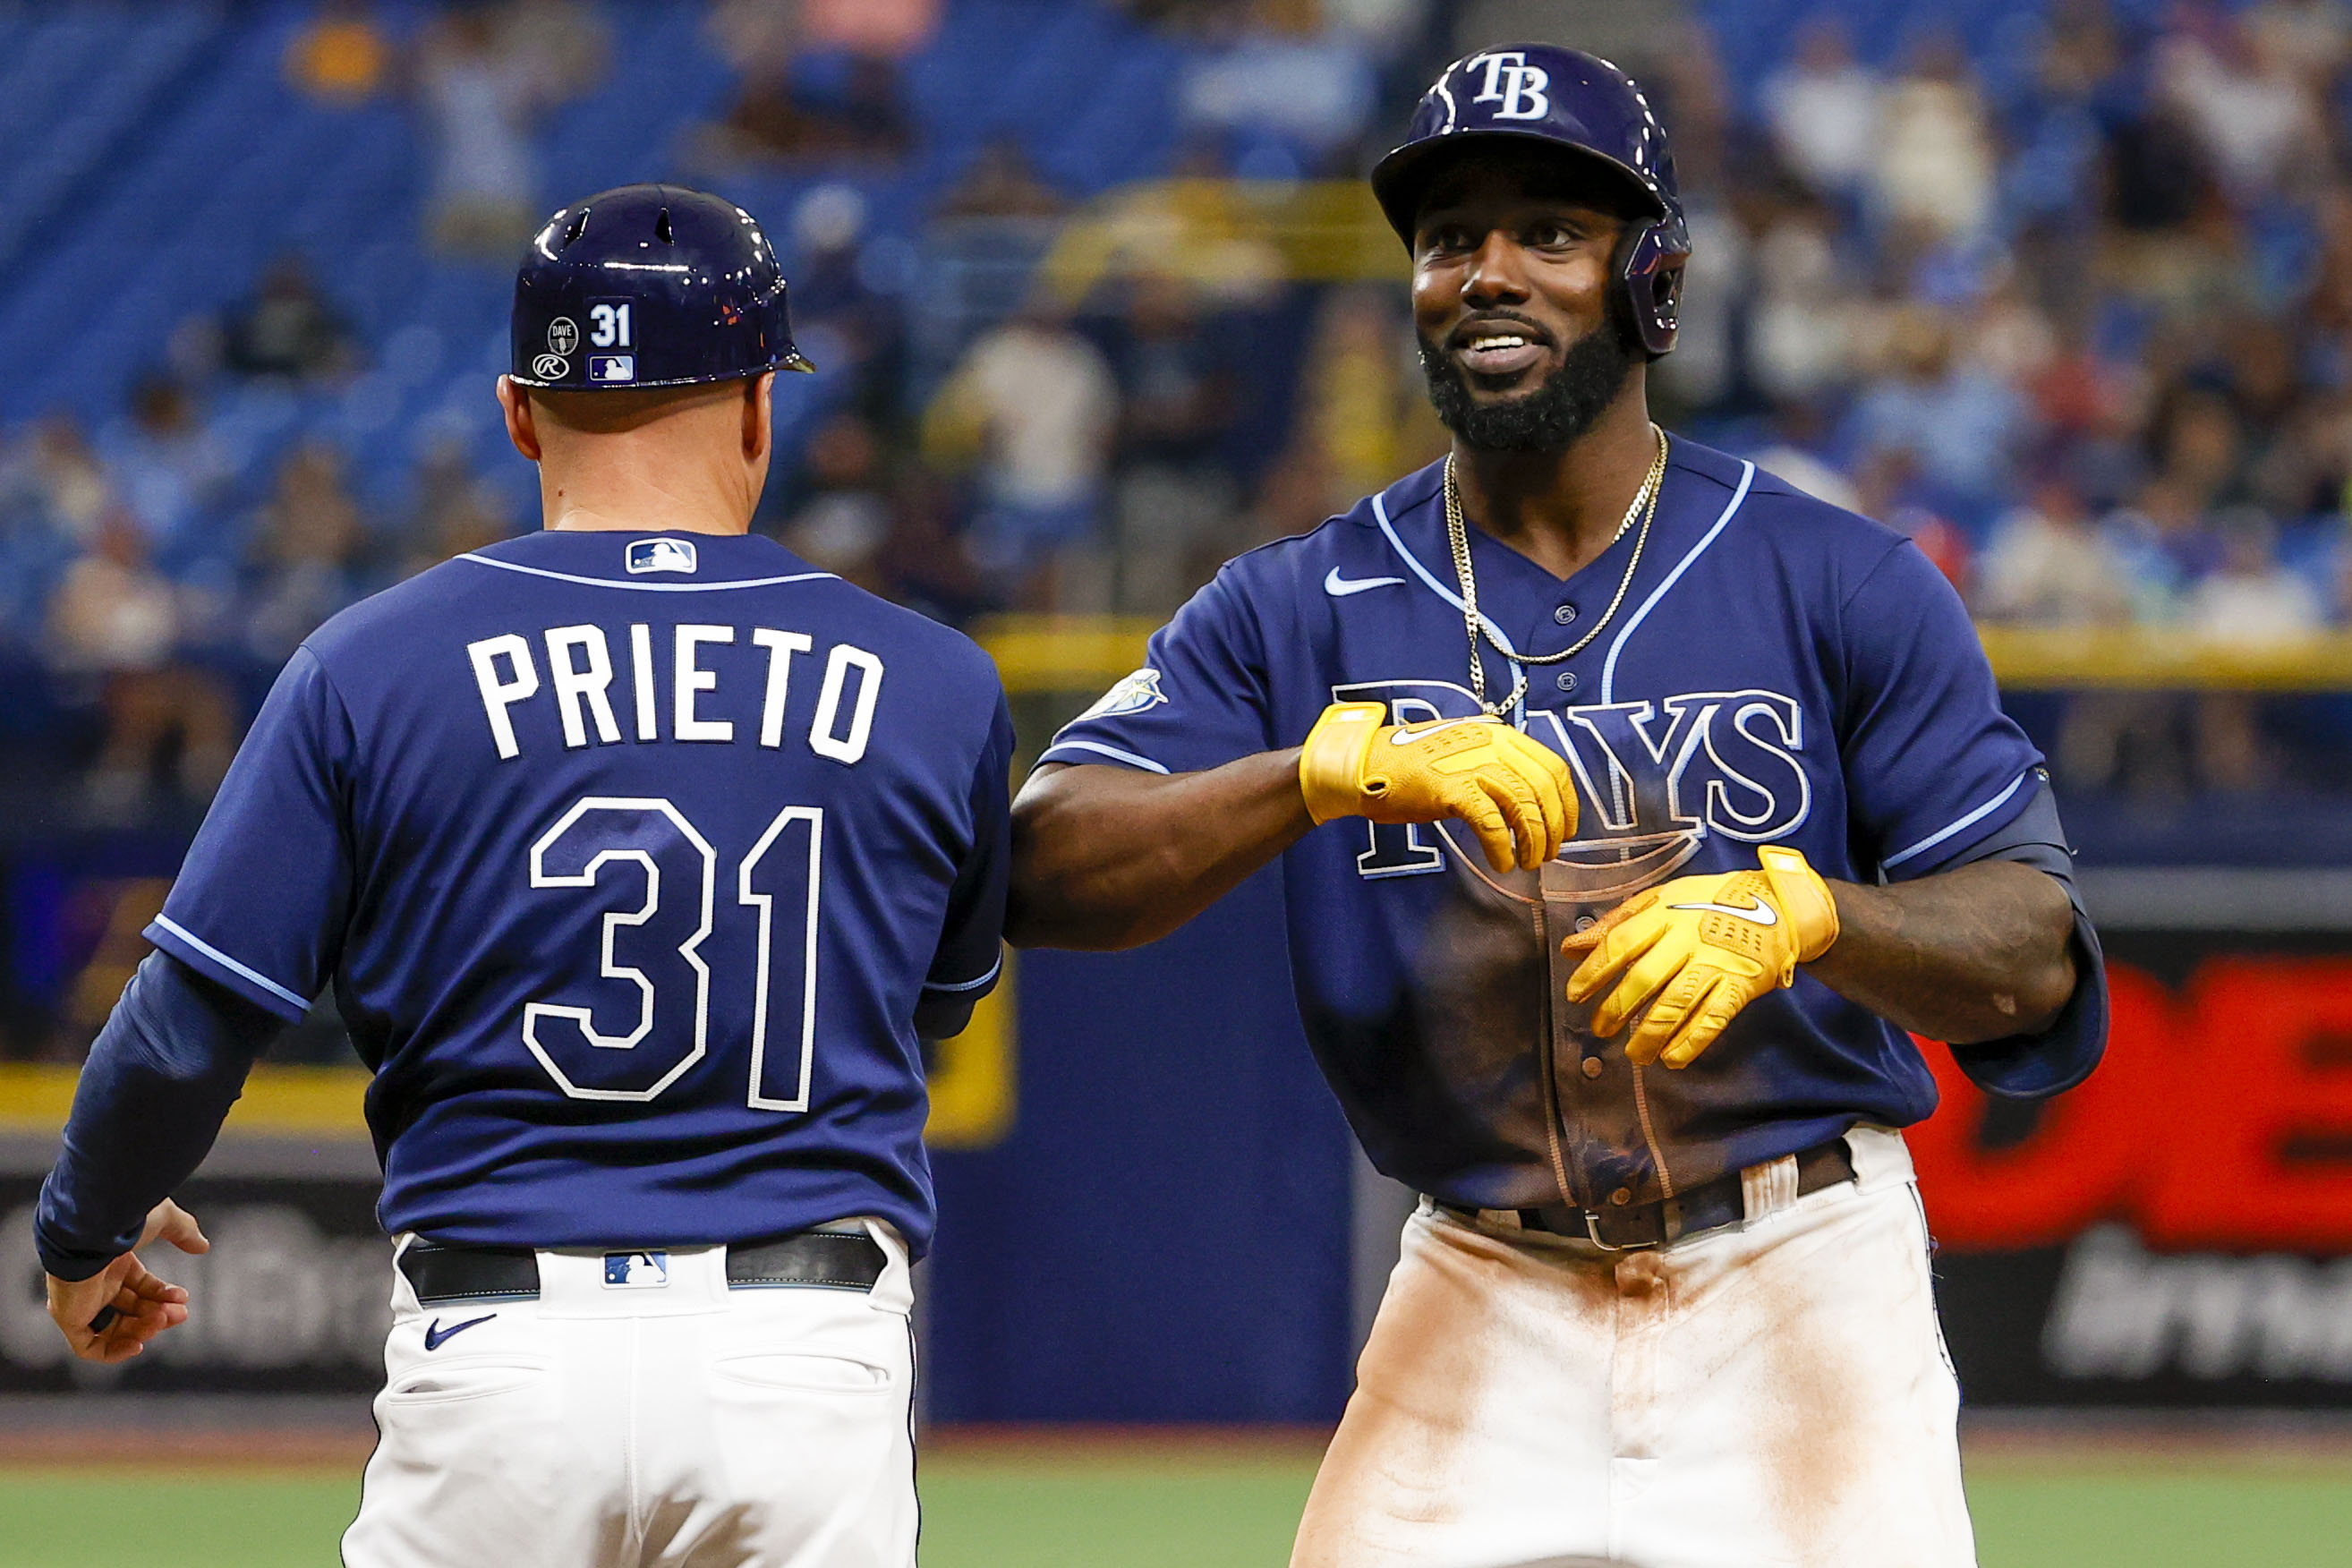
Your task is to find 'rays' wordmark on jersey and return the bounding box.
[1046,439,2101,1212]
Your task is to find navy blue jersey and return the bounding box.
[146,530,1010,1258]
[1046,439,2097,1212]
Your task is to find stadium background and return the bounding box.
[3,0,2351,1561]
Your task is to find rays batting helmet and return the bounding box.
[1370,46,1691,357]
[508,183,814,391]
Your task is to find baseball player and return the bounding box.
[35,184,1010,1568]
[1010,47,2106,1568]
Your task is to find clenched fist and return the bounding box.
[1563,845,1840,1069]
[1299,701,1576,873]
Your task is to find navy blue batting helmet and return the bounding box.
[509,183,814,391]
[1371,46,1691,357]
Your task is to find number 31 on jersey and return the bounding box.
[524,796,820,1112]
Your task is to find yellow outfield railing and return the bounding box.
[6,618,2345,1159]
[0,960,1018,1153]
[977,616,1159,694]
[1973,626,2352,691]
[1031,177,1401,303]
[976,618,2352,696]
[0,1062,371,1140]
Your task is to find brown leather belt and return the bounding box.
[1441,1136,1857,1250]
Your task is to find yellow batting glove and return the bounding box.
[1299,701,1576,873]
[1560,845,1840,1069]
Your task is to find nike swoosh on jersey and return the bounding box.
[1666,897,1780,927]
[423,1313,498,1351]
[1325,568,1407,597]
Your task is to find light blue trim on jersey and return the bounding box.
[1880,768,2033,872]
[1038,739,1173,774]
[1369,491,1526,725]
[456,554,839,592]
[923,951,1004,993]
[1599,459,1756,704]
[149,916,310,1012]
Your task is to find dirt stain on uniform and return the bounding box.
[1743,1218,1890,1565]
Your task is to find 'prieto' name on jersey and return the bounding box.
[143,532,1013,1259]
[465,618,887,763]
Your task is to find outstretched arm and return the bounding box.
[1008,754,1315,950]
[1011,703,1577,950]
[1808,859,2077,1044]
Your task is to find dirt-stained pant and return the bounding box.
[1293,1127,1975,1568]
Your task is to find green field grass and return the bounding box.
[0,1457,2344,1565]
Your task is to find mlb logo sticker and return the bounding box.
[604,1251,669,1288]
[627,538,698,575]
[589,354,636,383]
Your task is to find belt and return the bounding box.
[397,1230,887,1306]
[1441,1137,1856,1251]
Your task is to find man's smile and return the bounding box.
[1447,314,1555,380]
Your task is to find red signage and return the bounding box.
[1910,958,2352,1252]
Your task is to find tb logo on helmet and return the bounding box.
[1470,50,1550,120]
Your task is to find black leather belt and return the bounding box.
[398,1231,887,1306]
[1442,1137,1857,1251]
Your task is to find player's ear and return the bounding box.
[497,376,543,462]
[743,371,774,464]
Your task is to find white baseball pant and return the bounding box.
[1293,1127,1975,1568]
[343,1221,917,1568]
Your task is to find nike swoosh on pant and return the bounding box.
[423,1313,498,1351]
[1324,568,1406,597]
[1666,898,1779,926]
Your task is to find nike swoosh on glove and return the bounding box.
[1560,845,1840,1069]
[1298,701,1576,873]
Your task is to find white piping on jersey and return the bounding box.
[1590,459,1752,827]
[1038,738,1172,774]
[456,553,839,592]
[1881,768,2032,872]
[150,915,310,1013]
[923,951,1004,993]
[1369,491,1527,725]
[1598,460,1755,705]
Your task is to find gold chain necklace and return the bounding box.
[1445,425,1668,716]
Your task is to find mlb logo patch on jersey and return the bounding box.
[604,1250,669,1288]
[1076,668,1166,721]
[627,538,698,575]
[588,354,636,383]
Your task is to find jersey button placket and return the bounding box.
[1555,670,1579,694]
[1554,603,1578,626]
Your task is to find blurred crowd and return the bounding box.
[1655,0,2352,792]
[10,0,2352,823]
[0,271,515,822]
